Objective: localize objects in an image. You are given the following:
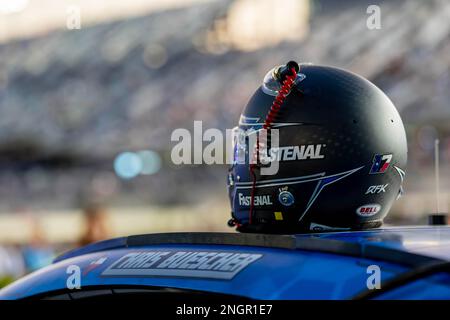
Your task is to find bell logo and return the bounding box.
[356,204,381,217]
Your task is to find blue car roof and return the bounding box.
[54,226,450,260]
[2,226,450,300]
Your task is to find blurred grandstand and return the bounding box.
[0,0,449,244]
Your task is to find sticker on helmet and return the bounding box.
[369,154,392,174]
[278,190,295,206]
[238,193,272,206]
[365,184,388,194]
[274,211,284,220]
[356,204,381,216]
[261,145,326,162]
[101,251,263,280]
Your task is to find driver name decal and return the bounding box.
[102,251,262,280]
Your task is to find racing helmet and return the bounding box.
[227,61,407,233]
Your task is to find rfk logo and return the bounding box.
[365,184,388,194]
[369,154,392,174]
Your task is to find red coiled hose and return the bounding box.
[248,66,298,225]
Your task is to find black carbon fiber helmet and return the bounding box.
[227,61,407,233]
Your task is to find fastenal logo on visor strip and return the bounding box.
[102,251,263,280]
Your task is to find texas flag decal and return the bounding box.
[369,154,392,174]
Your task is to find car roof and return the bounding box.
[55,226,450,263]
[300,226,450,261]
[1,226,450,300]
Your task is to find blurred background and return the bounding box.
[0,0,449,286]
